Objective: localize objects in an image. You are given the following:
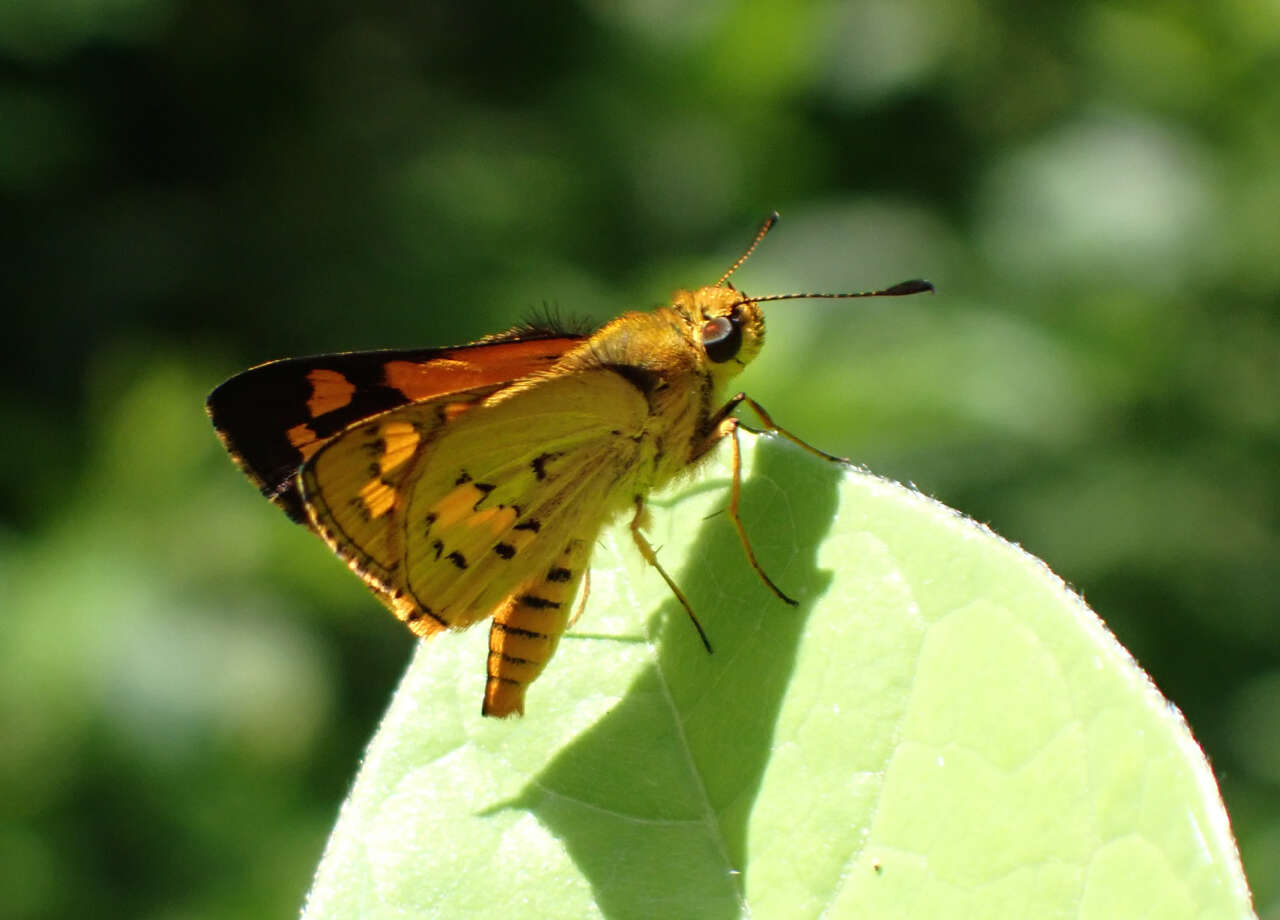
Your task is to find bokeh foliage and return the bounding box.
[2,0,1276,917]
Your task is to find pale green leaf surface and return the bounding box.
[303,432,1253,920]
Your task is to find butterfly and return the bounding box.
[207,213,932,717]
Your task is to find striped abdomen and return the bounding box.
[483,538,590,717]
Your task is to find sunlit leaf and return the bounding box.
[303,433,1253,919]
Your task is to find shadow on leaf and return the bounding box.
[493,437,843,917]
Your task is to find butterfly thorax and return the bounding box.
[529,285,765,505]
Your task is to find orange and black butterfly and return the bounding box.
[207,214,931,716]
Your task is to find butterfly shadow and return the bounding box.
[488,434,843,917]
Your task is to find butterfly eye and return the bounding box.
[701,315,742,363]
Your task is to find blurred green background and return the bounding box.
[3,0,1277,917]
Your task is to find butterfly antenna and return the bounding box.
[716,211,780,287]
[739,279,935,307]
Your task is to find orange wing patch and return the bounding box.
[378,420,421,474]
[384,337,581,401]
[286,422,324,461]
[305,368,356,417]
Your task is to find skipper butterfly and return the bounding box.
[207,214,931,716]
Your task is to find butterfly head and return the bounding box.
[675,284,767,385]
[677,212,934,389]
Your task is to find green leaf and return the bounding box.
[302,432,1255,920]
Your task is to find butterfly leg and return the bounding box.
[567,568,590,630]
[696,391,839,608]
[629,498,713,653]
[710,392,849,464]
[483,538,590,717]
[724,419,799,607]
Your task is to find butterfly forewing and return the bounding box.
[206,336,582,521]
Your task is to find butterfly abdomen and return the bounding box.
[483,538,591,717]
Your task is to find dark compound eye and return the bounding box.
[701,315,742,363]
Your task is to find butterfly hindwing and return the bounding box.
[300,368,651,637]
[206,335,582,521]
[289,385,501,612]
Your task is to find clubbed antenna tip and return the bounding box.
[880,279,934,296]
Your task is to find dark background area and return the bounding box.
[2,1,1277,917]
